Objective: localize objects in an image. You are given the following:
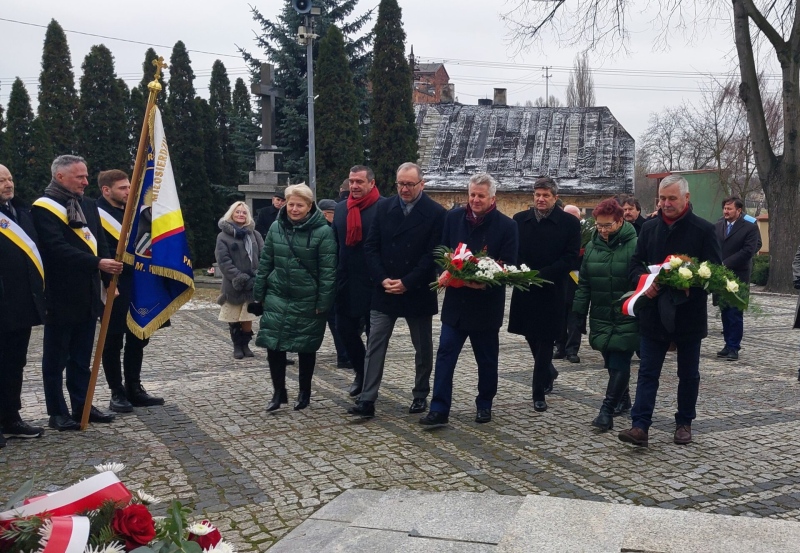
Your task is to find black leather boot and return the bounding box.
[592,370,628,432]
[240,330,255,358]
[294,390,311,410]
[127,384,165,407]
[267,388,288,411]
[229,323,244,359]
[613,387,632,416]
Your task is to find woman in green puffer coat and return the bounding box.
[253,183,337,411]
[572,198,638,431]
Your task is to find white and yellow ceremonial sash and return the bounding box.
[33,197,98,255]
[0,215,44,280]
[97,207,121,242]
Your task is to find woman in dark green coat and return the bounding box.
[253,184,337,411]
[572,198,638,431]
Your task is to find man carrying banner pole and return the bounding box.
[80,58,194,429]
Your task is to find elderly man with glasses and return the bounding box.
[347,162,446,418]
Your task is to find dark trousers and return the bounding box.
[42,321,96,416]
[335,307,370,373]
[630,335,701,431]
[326,310,349,363]
[721,306,744,351]
[602,350,633,378]
[555,310,583,355]
[0,328,33,426]
[430,323,499,416]
[527,336,555,401]
[267,349,317,392]
[102,329,150,391]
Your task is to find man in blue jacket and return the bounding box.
[348,163,446,418]
[419,173,518,426]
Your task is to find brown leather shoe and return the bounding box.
[618,426,648,447]
[674,424,692,445]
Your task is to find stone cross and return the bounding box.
[251,63,284,151]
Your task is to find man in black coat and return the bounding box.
[618,175,721,448]
[332,165,383,397]
[348,163,446,418]
[0,164,46,446]
[715,196,761,361]
[32,155,120,431]
[96,170,164,413]
[621,196,647,236]
[508,177,581,413]
[419,173,518,427]
[254,191,286,238]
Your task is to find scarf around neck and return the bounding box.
[345,186,380,246]
[44,179,87,228]
[661,203,690,225]
[465,201,496,227]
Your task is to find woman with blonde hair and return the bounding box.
[253,184,337,410]
[215,201,264,359]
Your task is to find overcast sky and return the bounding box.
[0,1,770,141]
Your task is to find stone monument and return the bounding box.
[238,63,290,214]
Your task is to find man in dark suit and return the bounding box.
[0,164,46,446]
[621,196,646,235]
[419,173,518,427]
[715,196,762,361]
[332,165,382,398]
[347,163,446,418]
[32,155,119,431]
[508,177,581,413]
[254,191,285,238]
[96,169,165,412]
[618,175,721,447]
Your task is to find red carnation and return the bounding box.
[111,503,156,550]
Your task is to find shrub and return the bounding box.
[751,255,769,285]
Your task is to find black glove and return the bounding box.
[247,302,264,316]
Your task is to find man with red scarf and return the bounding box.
[332,166,383,397]
[618,174,721,448]
[419,173,518,427]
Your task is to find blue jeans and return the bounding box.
[630,335,701,431]
[42,321,96,416]
[430,323,499,416]
[721,307,743,351]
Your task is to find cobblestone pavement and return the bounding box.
[2,292,799,550]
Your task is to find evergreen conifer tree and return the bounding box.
[242,1,373,181]
[230,78,258,184]
[38,19,78,155]
[315,25,363,198]
[369,0,417,194]
[197,97,224,186]
[5,79,53,201]
[166,41,216,267]
[209,60,238,187]
[0,87,5,160]
[77,45,131,194]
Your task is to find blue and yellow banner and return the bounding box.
[124,106,194,339]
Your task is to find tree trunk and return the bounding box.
[764,168,800,292]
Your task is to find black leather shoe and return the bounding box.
[475,409,491,423]
[717,347,730,358]
[75,406,115,424]
[49,415,80,431]
[127,385,165,407]
[567,354,580,363]
[533,400,548,412]
[3,420,44,439]
[286,358,295,366]
[419,411,448,427]
[109,389,134,413]
[294,390,311,410]
[337,360,354,369]
[347,401,375,418]
[553,348,566,360]
[726,349,739,361]
[409,398,428,414]
[348,373,364,397]
[267,388,288,412]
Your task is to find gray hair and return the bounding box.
[534,176,558,195]
[660,174,689,195]
[468,173,497,197]
[51,155,87,178]
[396,162,422,181]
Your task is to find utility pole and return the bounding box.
[295,4,320,198]
[542,66,552,107]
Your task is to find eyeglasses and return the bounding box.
[396,179,423,190]
[595,222,619,230]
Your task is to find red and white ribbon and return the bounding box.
[451,242,474,263]
[622,258,673,317]
[0,472,132,553]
